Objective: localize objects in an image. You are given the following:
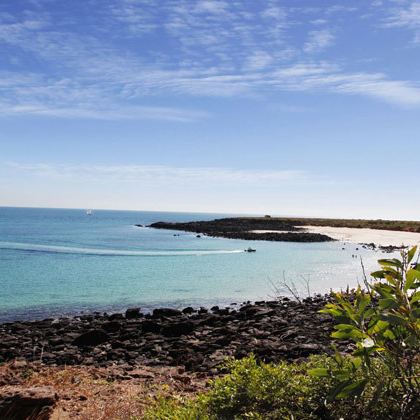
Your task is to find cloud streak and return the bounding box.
[0,0,420,121]
[6,162,306,186]
[382,1,420,43]
[303,30,335,53]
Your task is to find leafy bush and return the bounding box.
[314,246,420,418]
[145,355,333,420]
[203,355,331,419]
[143,394,206,420]
[145,354,417,419]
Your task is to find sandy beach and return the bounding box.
[252,227,420,247]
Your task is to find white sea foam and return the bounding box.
[0,241,244,257]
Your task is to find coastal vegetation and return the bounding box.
[289,217,420,233]
[146,247,420,419]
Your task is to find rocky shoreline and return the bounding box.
[145,218,335,243]
[0,297,346,374]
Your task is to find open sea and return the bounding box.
[0,207,383,322]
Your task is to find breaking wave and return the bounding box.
[0,241,244,257]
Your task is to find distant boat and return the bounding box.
[245,247,256,253]
[86,209,93,216]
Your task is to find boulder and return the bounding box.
[108,313,124,321]
[182,307,195,314]
[102,321,121,333]
[141,320,161,333]
[73,329,109,347]
[125,308,142,319]
[161,321,196,337]
[152,308,182,318]
[0,386,57,420]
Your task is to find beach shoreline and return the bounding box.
[148,216,420,247]
[250,226,420,247]
[301,225,420,247]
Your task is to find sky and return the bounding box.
[0,0,419,219]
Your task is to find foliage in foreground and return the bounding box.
[145,248,420,419]
[145,354,418,419]
[314,246,419,418]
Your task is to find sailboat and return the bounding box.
[86,209,93,216]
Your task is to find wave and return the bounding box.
[0,241,244,257]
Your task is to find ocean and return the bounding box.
[0,207,382,322]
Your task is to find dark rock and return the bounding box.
[102,321,121,333]
[141,320,161,333]
[161,321,196,337]
[182,307,195,314]
[146,218,335,243]
[153,308,182,318]
[108,313,124,321]
[0,387,58,420]
[73,329,109,347]
[0,295,339,373]
[125,308,142,319]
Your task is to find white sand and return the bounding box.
[302,226,420,247]
[251,227,420,247]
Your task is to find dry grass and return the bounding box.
[0,361,207,419]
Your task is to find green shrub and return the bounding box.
[146,354,415,419]
[314,246,420,418]
[203,355,332,419]
[145,355,333,420]
[143,394,207,420]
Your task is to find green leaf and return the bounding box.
[334,351,344,364]
[327,379,352,401]
[351,357,362,369]
[335,324,356,331]
[405,269,420,291]
[378,298,399,310]
[380,314,407,326]
[356,293,371,314]
[407,246,417,264]
[319,308,343,317]
[336,379,368,398]
[410,291,420,304]
[383,329,396,340]
[331,330,351,339]
[307,368,329,377]
[371,270,387,279]
[368,319,389,334]
[384,275,398,287]
[378,258,402,268]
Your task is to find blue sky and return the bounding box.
[0,0,419,219]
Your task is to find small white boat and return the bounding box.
[86,209,93,216]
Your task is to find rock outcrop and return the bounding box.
[0,386,58,420]
[0,297,349,373]
[146,218,334,243]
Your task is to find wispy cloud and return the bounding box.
[303,29,335,53]
[382,1,420,43]
[0,0,420,121]
[6,162,306,186]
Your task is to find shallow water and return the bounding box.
[0,207,383,321]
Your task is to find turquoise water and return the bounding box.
[0,207,381,321]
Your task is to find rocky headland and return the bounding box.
[145,218,335,243]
